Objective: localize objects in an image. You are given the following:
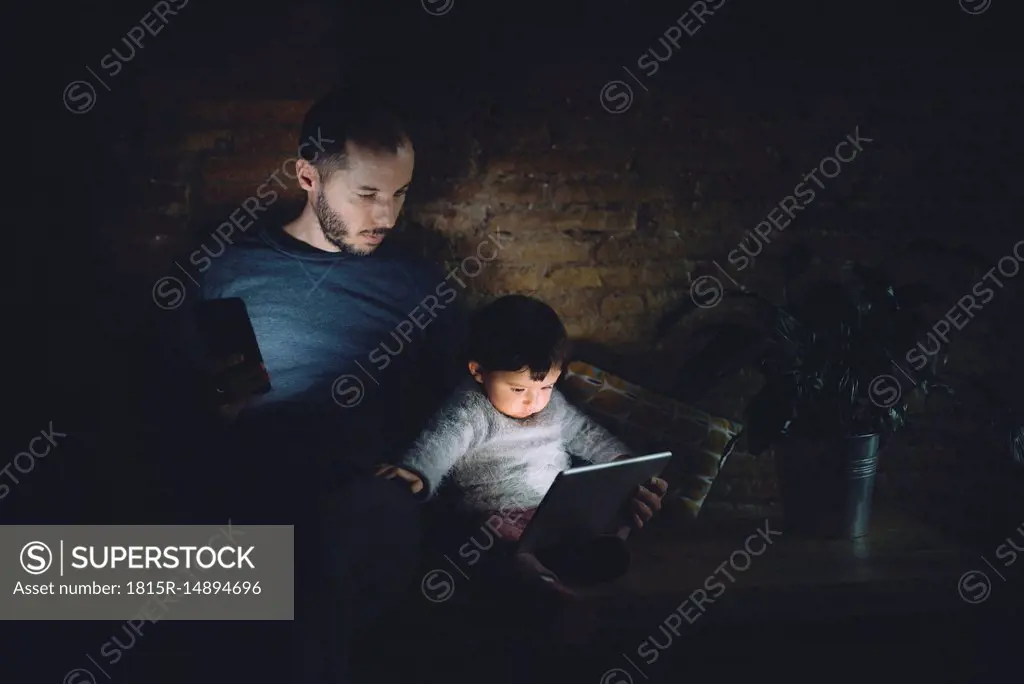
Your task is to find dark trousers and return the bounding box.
[186,416,423,683]
[293,475,422,682]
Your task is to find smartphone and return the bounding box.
[195,297,272,403]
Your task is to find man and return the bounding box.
[166,86,666,681]
[171,85,465,683]
[201,86,461,442]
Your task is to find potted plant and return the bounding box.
[654,241,1022,539]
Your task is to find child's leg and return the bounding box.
[536,499,634,584]
[510,550,580,598]
[464,507,573,595]
[484,507,536,543]
[537,532,632,586]
[502,551,598,651]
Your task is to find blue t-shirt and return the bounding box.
[180,225,466,466]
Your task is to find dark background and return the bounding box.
[10,0,1023,681]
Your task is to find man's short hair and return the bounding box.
[468,295,572,381]
[298,85,411,180]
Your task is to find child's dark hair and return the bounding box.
[468,295,571,381]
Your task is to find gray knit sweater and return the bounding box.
[399,379,631,512]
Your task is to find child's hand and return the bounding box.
[374,464,425,495]
[627,476,668,529]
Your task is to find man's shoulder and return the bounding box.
[374,230,450,275]
[193,226,289,295]
[195,225,277,266]
[378,246,445,280]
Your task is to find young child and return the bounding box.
[376,294,667,599]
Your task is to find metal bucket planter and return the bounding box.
[774,433,880,539]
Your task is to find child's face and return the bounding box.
[468,363,562,419]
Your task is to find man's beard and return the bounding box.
[313,187,388,256]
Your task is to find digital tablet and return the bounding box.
[517,451,673,553]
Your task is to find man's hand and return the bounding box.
[374,464,425,495]
[207,353,269,420]
[627,476,668,529]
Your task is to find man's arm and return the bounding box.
[383,261,471,456]
[417,271,470,415]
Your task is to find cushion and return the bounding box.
[559,361,742,519]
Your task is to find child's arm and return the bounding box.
[380,387,487,499]
[557,391,632,464]
[557,391,668,529]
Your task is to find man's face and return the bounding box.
[471,364,562,419]
[311,139,414,255]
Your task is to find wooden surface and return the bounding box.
[361,504,1017,684]
[585,504,984,623]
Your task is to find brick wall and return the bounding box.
[84,3,1022,538]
